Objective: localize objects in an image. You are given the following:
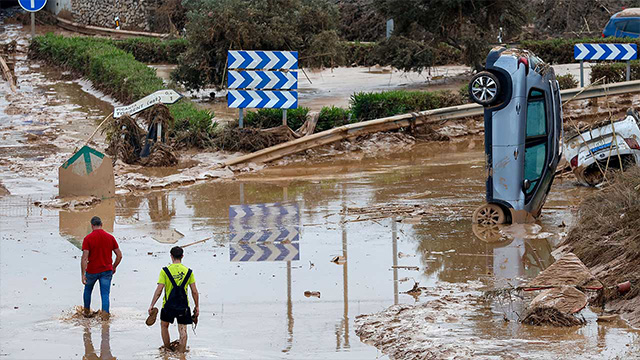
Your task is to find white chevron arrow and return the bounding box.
[265,52,279,69]
[265,91,278,107]
[228,71,243,89]
[283,52,297,69]
[575,44,588,60]
[265,72,279,88]
[609,44,621,60]
[593,45,605,60]
[228,51,243,69]
[229,91,243,108]
[621,44,635,60]
[283,92,296,108]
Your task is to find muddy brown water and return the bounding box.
[2,20,639,360]
[2,139,639,359]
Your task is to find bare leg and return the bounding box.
[178,324,188,352]
[161,321,171,349]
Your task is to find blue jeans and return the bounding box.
[84,270,113,313]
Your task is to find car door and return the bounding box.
[523,88,548,205]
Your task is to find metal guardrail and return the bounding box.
[223,80,640,167]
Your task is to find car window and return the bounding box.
[524,143,546,194]
[526,90,546,138]
[615,21,628,31]
[624,20,640,34]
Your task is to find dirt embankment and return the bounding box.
[562,167,640,328]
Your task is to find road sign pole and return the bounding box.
[30,13,35,38]
[627,60,631,81]
[580,60,584,87]
[282,109,287,127]
[239,108,244,128]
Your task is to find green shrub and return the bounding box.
[114,37,188,63]
[244,108,310,130]
[30,34,212,147]
[350,90,465,121]
[556,74,578,89]
[590,61,640,84]
[316,106,354,132]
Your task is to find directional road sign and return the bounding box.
[230,242,300,262]
[113,89,183,118]
[59,146,115,199]
[228,90,297,109]
[228,70,297,90]
[574,43,637,61]
[228,50,298,70]
[19,0,47,12]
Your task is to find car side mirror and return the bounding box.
[523,179,531,191]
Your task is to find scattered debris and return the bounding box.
[149,228,184,244]
[0,181,9,196]
[34,196,101,209]
[104,114,145,165]
[139,142,178,167]
[597,314,619,323]
[403,282,428,297]
[391,265,419,271]
[397,252,415,258]
[304,291,321,298]
[521,286,588,327]
[523,253,603,291]
[330,256,346,264]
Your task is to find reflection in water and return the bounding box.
[392,218,398,305]
[60,199,115,249]
[335,199,349,350]
[147,192,176,226]
[82,322,116,360]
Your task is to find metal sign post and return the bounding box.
[574,43,637,86]
[227,50,299,128]
[18,0,47,38]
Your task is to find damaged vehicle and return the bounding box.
[564,109,640,186]
[469,47,563,224]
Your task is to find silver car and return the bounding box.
[469,47,563,224]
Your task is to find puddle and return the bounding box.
[1,141,638,359]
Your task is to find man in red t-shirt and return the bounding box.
[81,216,123,317]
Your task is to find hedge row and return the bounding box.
[113,37,188,64]
[29,34,213,146]
[520,37,640,64]
[591,60,640,84]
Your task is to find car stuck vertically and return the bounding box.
[469,47,563,224]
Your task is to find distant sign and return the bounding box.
[18,0,47,12]
[59,146,115,199]
[574,43,637,61]
[113,89,183,118]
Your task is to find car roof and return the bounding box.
[613,8,640,18]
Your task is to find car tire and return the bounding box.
[469,71,501,106]
[472,203,507,225]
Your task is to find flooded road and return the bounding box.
[2,139,639,359]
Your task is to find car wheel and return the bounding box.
[469,71,501,106]
[472,203,507,225]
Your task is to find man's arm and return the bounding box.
[81,250,89,284]
[148,283,164,315]
[112,248,123,274]
[189,283,199,317]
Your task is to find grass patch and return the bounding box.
[30,33,213,147]
[244,108,310,130]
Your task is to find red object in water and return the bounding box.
[618,281,631,294]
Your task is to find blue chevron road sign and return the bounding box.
[228,50,298,70]
[228,70,298,89]
[574,43,637,61]
[228,90,298,109]
[227,50,298,114]
[228,202,300,262]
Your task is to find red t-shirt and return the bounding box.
[82,229,119,274]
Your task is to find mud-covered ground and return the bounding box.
[2,19,640,360]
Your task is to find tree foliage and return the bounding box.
[173,0,343,90]
[372,0,528,69]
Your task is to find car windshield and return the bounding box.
[524,89,548,197]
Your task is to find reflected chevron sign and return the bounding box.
[227,50,298,70]
[574,43,637,61]
[228,202,300,262]
[228,70,298,89]
[230,242,300,262]
[228,90,298,109]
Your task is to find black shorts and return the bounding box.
[160,307,192,325]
